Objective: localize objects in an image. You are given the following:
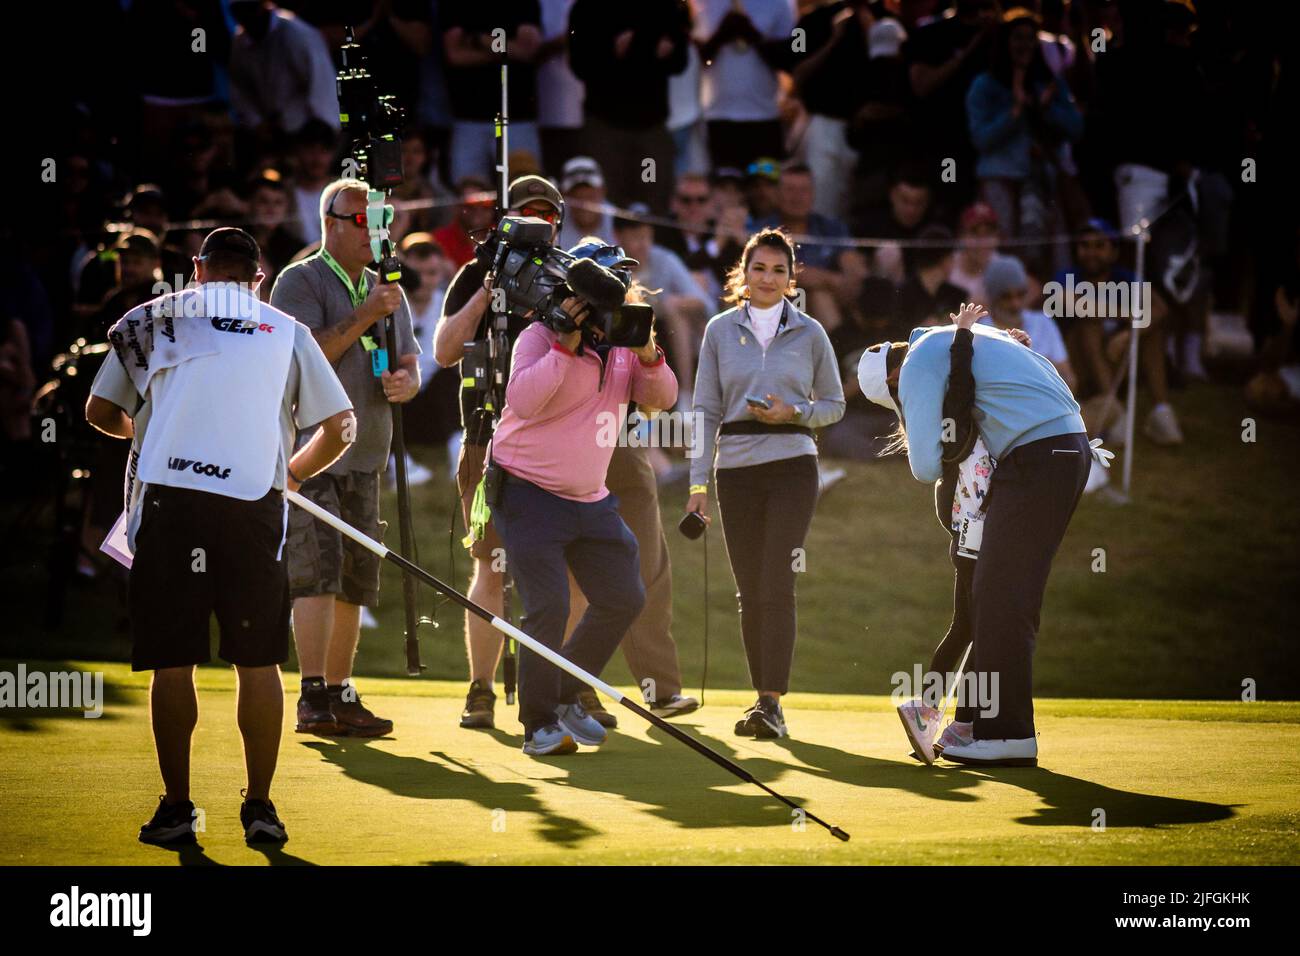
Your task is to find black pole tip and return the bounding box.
[830,827,850,842]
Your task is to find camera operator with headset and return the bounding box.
[480,238,678,756]
[433,174,566,731]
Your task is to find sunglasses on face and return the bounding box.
[326,195,395,229]
[517,204,559,223]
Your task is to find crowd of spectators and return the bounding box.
[9,0,1300,487]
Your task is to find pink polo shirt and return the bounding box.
[488,322,678,502]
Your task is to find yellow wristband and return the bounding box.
[689,484,708,495]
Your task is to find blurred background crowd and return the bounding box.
[4,0,1300,582]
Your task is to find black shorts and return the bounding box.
[128,485,290,671]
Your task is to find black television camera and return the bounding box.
[483,216,655,348]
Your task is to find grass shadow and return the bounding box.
[301,735,597,848]
[973,767,1239,829]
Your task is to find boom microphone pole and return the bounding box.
[492,63,518,705]
[287,489,850,842]
[337,27,424,675]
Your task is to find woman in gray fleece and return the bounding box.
[686,228,845,740]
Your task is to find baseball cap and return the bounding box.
[868,18,908,59]
[562,157,605,193]
[857,344,898,413]
[113,227,161,258]
[613,202,653,230]
[198,227,261,269]
[508,175,563,213]
[960,202,1000,232]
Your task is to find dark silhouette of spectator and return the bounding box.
[966,7,1083,278]
[694,0,796,171]
[856,164,937,282]
[898,225,967,335]
[441,1,543,184]
[905,0,1001,207]
[228,1,341,150]
[433,178,496,267]
[568,0,691,211]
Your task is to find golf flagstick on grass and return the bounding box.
[287,490,850,842]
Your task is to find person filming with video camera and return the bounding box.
[472,224,677,757]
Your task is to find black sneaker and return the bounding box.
[138,796,197,846]
[460,680,497,729]
[752,695,788,739]
[577,689,618,729]
[329,682,393,737]
[240,792,288,844]
[734,699,763,737]
[295,694,345,736]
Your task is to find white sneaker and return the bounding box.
[404,454,434,486]
[934,720,973,755]
[1143,403,1184,445]
[940,736,1038,767]
[650,694,700,718]
[818,464,847,492]
[360,607,379,629]
[896,699,942,765]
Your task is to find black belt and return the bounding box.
[719,421,813,438]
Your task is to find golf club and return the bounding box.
[288,490,850,842]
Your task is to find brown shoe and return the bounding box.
[576,689,617,729]
[460,680,496,729]
[328,684,393,738]
[295,695,346,736]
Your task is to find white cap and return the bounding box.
[868,19,908,59]
[857,345,898,413]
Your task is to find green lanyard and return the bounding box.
[319,248,369,307]
[319,249,382,364]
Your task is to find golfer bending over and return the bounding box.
[687,227,845,740]
[858,312,1090,766]
[485,295,677,756]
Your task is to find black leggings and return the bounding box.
[715,455,820,695]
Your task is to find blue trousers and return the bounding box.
[492,473,646,736]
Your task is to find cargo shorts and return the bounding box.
[287,470,386,607]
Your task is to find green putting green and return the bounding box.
[2,663,1296,865]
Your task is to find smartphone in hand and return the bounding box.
[745,394,772,410]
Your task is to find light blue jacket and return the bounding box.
[898,323,1084,483]
[690,302,845,487]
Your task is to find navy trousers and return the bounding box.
[970,433,1091,740]
[492,473,646,737]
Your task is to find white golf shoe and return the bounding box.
[940,736,1038,767]
[896,699,942,765]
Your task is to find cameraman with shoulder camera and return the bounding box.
[487,262,677,756]
[433,174,564,731]
[271,178,420,739]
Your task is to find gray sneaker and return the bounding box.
[556,700,608,746]
[522,723,578,756]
